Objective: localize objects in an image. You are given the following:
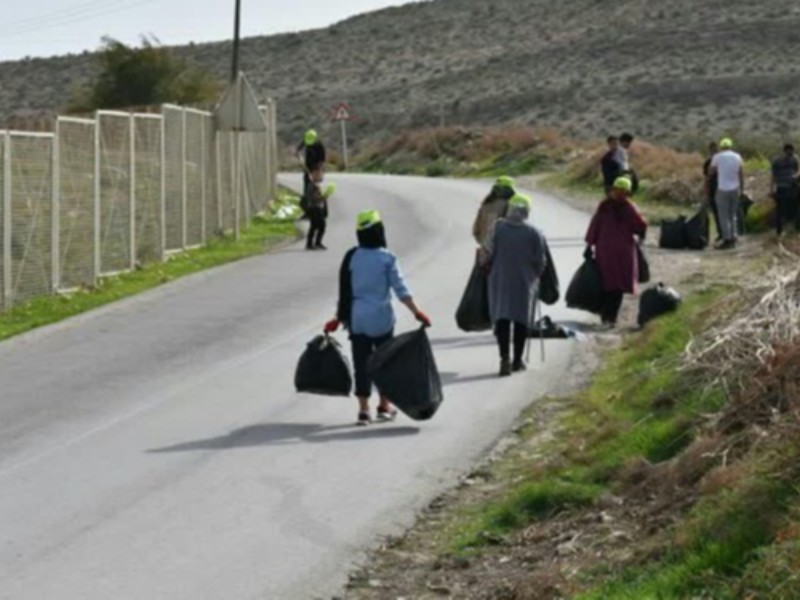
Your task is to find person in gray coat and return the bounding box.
[483,193,547,376]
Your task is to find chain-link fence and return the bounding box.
[0,101,277,312]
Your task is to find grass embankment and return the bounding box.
[353,126,779,229]
[355,126,574,178]
[0,190,301,342]
[429,273,800,598]
[450,289,726,552]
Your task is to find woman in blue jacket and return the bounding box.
[325,210,431,425]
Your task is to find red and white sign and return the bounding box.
[332,102,355,122]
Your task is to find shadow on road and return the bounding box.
[439,370,500,387]
[430,334,496,350]
[148,422,420,453]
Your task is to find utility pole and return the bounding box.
[231,0,242,82]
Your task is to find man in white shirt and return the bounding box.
[709,138,745,249]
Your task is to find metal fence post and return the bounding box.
[181,108,188,249]
[216,134,223,234]
[200,115,207,245]
[93,112,102,281]
[3,131,11,308]
[160,113,167,262]
[269,99,278,200]
[129,114,136,270]
[52,125,61,293]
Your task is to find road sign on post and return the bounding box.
[331,102,355,171]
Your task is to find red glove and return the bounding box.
[324,319,340,333]
[415,311,432,328]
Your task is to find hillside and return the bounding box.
[3,0,800,149]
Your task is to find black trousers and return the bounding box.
[708,194,722,239]
[601,291,624,324]
[495,320,528,362]
[351,331,393,398]
[775,188,799,234]
[306,208,326,248]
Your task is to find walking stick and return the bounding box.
[525,285,546,365]
[537,291,545,363]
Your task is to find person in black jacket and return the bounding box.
[297,129,326,189]
[770,143,800,236]
[703,141,722,241]
[600,136,622,194]
[304,167,336,250]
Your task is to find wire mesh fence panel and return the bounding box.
[217,131,236,234]
[163,106,184,250]
[261,104,277,201]
[184,110,205,246]
[9,134,54,305]
[98,113,132,274]
[134,115,163,264]
[243,131,268,217]
[0,135,6,310]
[203,115,219,239]
[0,98,278,313]
[234,134,248,232]
[266,101,279,200]
[57,118,96,290]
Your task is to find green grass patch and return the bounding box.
[579,476,798,599]
[568,289,728,484]
[453,479,604,552]
[446,288,728,558]
[0,213,299,342]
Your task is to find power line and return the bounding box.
[0,0,124,30]
[0,0,161,39]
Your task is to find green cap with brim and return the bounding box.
[495,176,516,189]
[357,209,382,230]
[612,176,633,192]
[304,129,318,145]
[719,138,733,149]
[509,193,532,211]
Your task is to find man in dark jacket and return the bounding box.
[771,143,800,236]
[601,136,622,194]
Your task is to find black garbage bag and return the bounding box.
[367,328,443,421]
[565,258,604,315]
[539,242,560,306]
[686,209,709,250]
[294,334,353,396]
[637,283,682,327]
[636,244,650,284]
[738,194,754,235]
[455,259,491,332]
[659,216,688,249]
[528,315,572,339]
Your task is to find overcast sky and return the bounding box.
[0,0,412,61]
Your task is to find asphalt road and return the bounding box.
[0,175,591,600]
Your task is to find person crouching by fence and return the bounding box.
[482,194,546,377]
[584,176,648,327]
[324,210,432,425]
[304,167,335,251]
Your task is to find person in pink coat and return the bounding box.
[584,176,648,326]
